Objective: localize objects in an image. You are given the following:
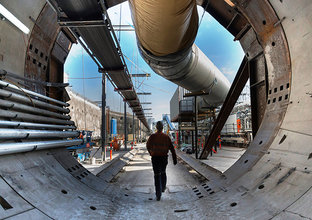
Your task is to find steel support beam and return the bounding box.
[178,118,181,148]
[200,57,249,159]
[101,73,106,159]
[114,87,133,92]
[130,74,151,77]
[137,92,151,95]
[124,101,127,150]
[133,112,135,144]
[192,130,194,153]
[194,95,198,159]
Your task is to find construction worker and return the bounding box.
[112,136,119,151]
[146,121,177,201]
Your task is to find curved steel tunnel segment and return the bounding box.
[0,0,311,219]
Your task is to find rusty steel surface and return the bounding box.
[250,55,267,136]
[205,0,248,37]
[25,3,59,95]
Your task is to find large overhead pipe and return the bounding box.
[0,139,83,155]
[0,129,79,139]
[129,0,230,107]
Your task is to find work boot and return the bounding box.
[156,195,161,201]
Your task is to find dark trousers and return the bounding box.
[151,156,168,198]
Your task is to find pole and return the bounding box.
[139,120,141,143]
[124,101,127,150]
[133,112,135,146]
[195,95,198,159]
[192,130,194,153]
[178,118,181,148]
[101,73,106,161]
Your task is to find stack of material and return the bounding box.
[0,80,82,155]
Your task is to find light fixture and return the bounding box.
[224,0,235,7]
[0,4,30,34]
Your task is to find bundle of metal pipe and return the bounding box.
[0,79,82,155]
[0,120,76,130]
[0,88,70,113]
[0,129,79,139]
[0,139,83,155]
[0,80,69,107]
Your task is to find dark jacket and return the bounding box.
[146,131,177,162]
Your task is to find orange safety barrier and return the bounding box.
[237,119,241,133]
[218,135,221,149]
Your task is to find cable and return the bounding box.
[68,76,101,79]
[123,54,150,76]
[199,2,210,28]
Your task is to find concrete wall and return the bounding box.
[67,89,102,139]
[67,89,149,141]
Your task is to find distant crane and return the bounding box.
[162,114,175,131]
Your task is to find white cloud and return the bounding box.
[64,72,69,83]
[68,43,83,58]
[221,67,236,76]
[108,2,133,26]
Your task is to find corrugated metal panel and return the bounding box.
[170,87,179,121]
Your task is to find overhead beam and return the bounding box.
[131,73,151,77]
[200,57,250,159]
[58,19,105,27]
[137,92,151,95]
[99,67,124,73]
[124,98,138,102]
[114,87,133,92]
[112,25,135,31]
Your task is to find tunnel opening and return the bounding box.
[0,0,311,219]
[62,2,251,174]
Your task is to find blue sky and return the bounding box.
[64,3,245,121]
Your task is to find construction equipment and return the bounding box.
[67,131,95,161]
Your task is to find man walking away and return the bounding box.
[146,121,177,201]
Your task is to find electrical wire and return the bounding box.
[123,54,150,76]
[68,76,101,79]
[199,2,210,28]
